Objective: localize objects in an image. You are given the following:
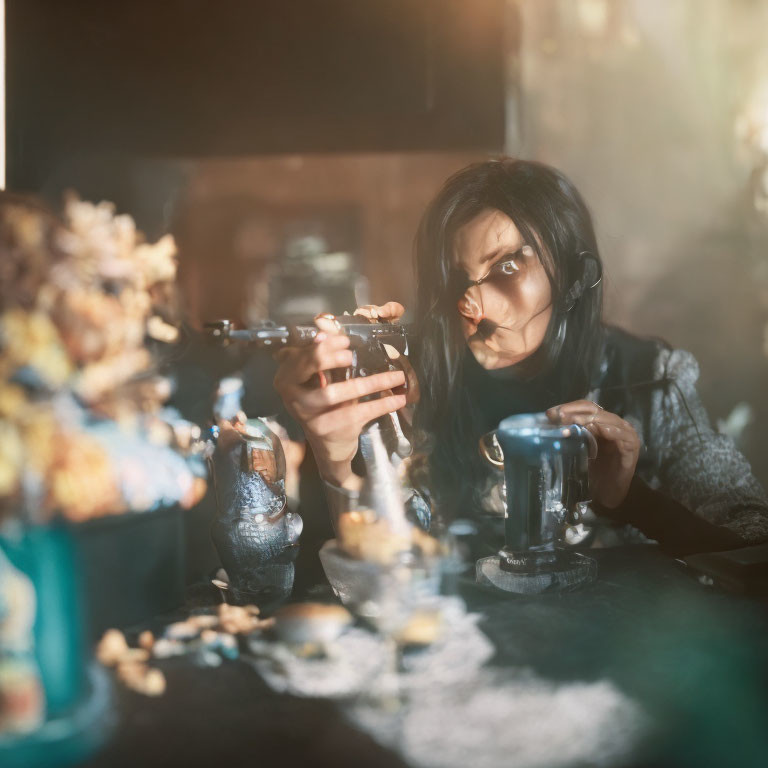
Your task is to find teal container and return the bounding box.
[0,522,113,767]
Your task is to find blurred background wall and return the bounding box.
[510,0,768,486]
[8,0,768,485]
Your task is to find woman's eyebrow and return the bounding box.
[479,244,524,265]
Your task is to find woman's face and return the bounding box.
[453,208,553,370]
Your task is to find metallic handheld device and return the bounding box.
[205,315,412,457]
[205,315,408,356]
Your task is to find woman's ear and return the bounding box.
[562,251,602,311]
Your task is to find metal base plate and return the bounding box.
[476,551,597,594]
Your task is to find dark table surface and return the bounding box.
[83,545,768,768]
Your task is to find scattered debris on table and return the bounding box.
[96,604,274,695]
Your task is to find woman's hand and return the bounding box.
[354,302,420,405]
[354,301,406,323]
[546,400,641,509]
[273,313,407,488]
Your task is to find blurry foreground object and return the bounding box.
[0,192,205,758]
[95,603,274,699]
[0,523,112,766]
[0,191,206,522]
[319,423,446,702]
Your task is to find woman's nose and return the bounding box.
[457,289,484,323]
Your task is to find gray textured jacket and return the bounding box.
[596,345,768,545]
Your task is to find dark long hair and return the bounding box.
[411,158,605,517]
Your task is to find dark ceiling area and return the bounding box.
[6,0,507,191]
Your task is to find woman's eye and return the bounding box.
[496,258,520,275]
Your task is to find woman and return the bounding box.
[274,159,768,556]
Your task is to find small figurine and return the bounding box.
[208,378,303,604]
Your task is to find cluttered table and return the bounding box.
[82,545,768,768]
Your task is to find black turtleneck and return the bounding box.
[461,348,564,433]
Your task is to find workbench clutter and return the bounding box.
[0,192,207,763]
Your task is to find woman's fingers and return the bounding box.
[547,401,641,509]
[314,314,344,334]
[311,394,407,437]
[354,305,378,320]
[578,413,640,454]
[547,401,630,433]
[354,302,406,322]
[271,310,411,486]
[583,420,640,465]
[300,370,406,411]
[273,334,352,388]
[546,399,602,423]
[547,401,639,459]
[375,301,406,321]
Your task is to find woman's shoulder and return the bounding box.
[599,325,699,388]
